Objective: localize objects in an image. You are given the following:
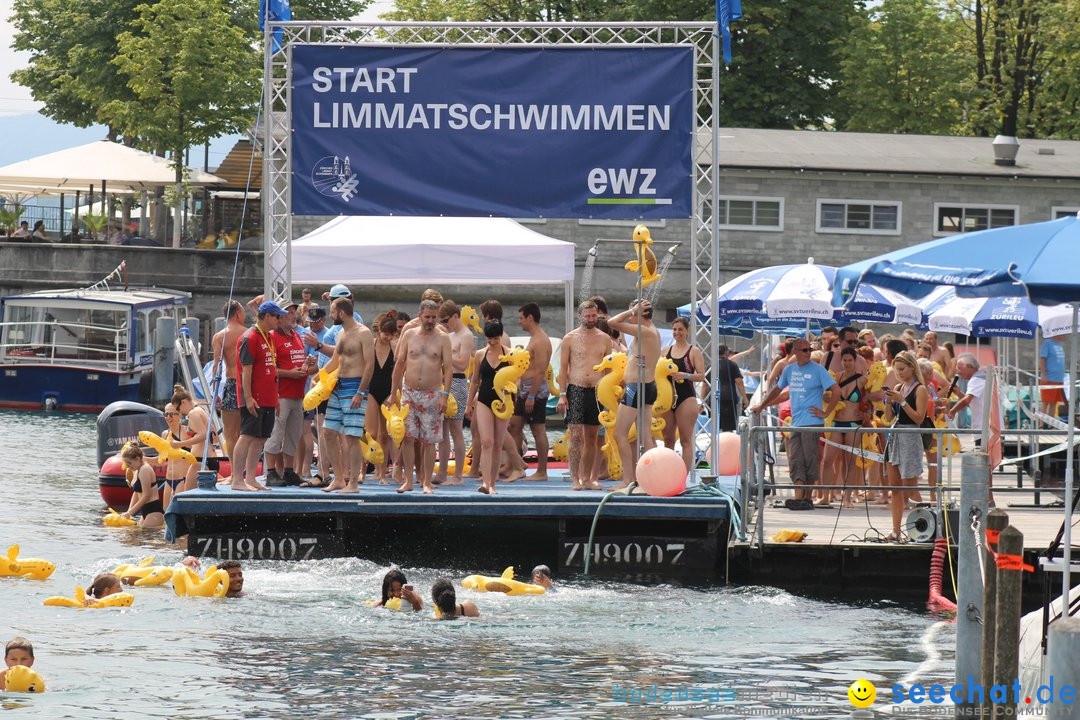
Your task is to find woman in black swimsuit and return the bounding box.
[431,577,479,619]
[366,314,398,484]
[466,320,509,495]
[819,346,867,508]
[120,443,164,528]
[659,318,707,471]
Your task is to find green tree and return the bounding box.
[837,0,974,134]
[101,0,263,246]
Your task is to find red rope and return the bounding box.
[986,528,1000,546]
[995,552,1034,573]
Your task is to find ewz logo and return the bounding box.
[311,155,360,202]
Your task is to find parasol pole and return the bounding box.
[1063,303,1077,609]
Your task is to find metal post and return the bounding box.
[980,509,1009,718]
[956,452,990,714]
[708,26,722,474]
[152,316,177,405]
[992,525,1024,719]
[1047,617,1080,720]
[1063,302,1077,611]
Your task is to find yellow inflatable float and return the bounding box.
[461,566,546,595]
[357,432,385,465]
[172,565,230,598]
[551,435,568,461]
[0,544,55,580]
[103,508,137,528]
[444,388,458,418]
[865,361,888,414]
[594,351,628,428]
[113,557,174,586]
[546,365,560,396]
[303,368,338,411]
[363,597,404,611]
[381,392,409,447]
[44,586,135,608]
[491,347,531,420]
[624,224,661,288]
[652,356,679,416]
[138,431,197,466]
[2,665,46,693]
[459,305,482,334]
[444,445,473,476]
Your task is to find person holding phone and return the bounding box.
[374,569,423,611]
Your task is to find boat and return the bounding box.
[0,276,189,411]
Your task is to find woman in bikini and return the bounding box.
[366,314,398,484]
[120,443,165,528]
[465,320,509,495]
[157,403,189,510]
[820,347,867,508]
[431,577,479,619]
[170,385,219,494]
[659,318,707,472]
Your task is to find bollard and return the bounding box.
[213,316,226,334]
[992,526,1025,719]
[981,509,1010,718]
[1047,617,1080,720]
[956,452,990,719]
[152,316,177,405]
[185,317,201,360]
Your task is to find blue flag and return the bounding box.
[259,0,292,53]
[715,0,743,64]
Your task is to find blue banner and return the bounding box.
[290,45,694,219]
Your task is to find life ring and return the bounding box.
[461,566,546,596]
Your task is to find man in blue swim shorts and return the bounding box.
[321,297,374,494]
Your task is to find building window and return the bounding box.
[1051,206,1079,220]
[816,199,901,235]
[934,203,1017,235]
[716,196,783,231]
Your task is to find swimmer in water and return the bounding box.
[181,557,244,597]
[374,569,423,611]
[431,578,479,620]
[0,637,35,691]
[530,564,554,591]
[86,573,122,606]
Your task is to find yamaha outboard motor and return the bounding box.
[97,401,166,507]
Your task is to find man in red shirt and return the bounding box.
[265,300,316,486]
[231,300,288,491]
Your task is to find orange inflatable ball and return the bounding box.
[635,447,687,497]
[717,432,742,476]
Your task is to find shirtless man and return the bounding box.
[436,301,473,486]
[321,297,374,494]
[210,300,247,459]
[297,288,317,328]
[556,300,613,490]
[391,299,453,494]
[922,331,953,380]
[510,302,553,480]
[397,289,445,486]
[609,300,661,490]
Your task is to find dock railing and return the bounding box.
[737,420,1076,550]
[0,319,130,371]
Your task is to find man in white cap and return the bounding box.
[303,284,364,360]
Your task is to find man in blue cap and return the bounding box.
[231,300,289,491]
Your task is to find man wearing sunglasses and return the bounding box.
[824,326,867,377]
[750,340,840,501]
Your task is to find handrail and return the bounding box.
[0,318,130,372]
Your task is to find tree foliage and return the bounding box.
[837,0,974,134]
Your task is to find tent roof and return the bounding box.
[0,140,225,191]
[292,216,575,285]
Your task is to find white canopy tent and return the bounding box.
[291,216,577,331]
[0,140,225,191]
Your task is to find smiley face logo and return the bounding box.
[848,678,876,708]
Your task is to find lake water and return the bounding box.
[0,410,955,718]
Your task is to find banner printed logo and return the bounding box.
[311,155,359,203]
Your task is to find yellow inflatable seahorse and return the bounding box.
[172,565,230,598]
[462,566,546,595]
[138,431,197,466]
[381,392,409,448]
[653,356,679,416]
[628,417,666,443]
[303,368,338,411]
[594,351,628,429]
[44,586,134,608]
[546,365,560,397]
[933,414,962,456]
[551,435,568,461]
[601,435,622,480]
[823,370,846,431]
[865,361,888,414]
[460,305,482,334]
[444,388,458,418]
[445,445,473,476]
[491,347,531,420]
[358,432,386,465]
[855,432,883,469]
[0,544,55,580]
[103,508,137,527]
[2,665,45,693]
[624,224,661,288]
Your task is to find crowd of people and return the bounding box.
[748,325,1018,542]
[128,284,728,511]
